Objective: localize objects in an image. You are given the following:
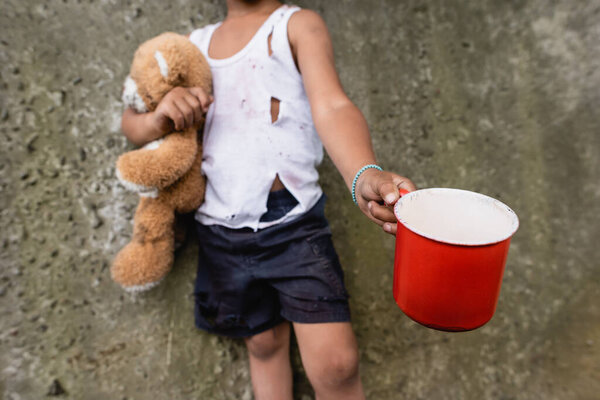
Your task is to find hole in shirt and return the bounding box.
[270,173,285,191]
[270,97,280,123]
[267,31,273,56]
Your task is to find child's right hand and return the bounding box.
[151,87,213,134]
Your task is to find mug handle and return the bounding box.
[399,188,410,197]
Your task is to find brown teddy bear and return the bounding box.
[111,32,212,292]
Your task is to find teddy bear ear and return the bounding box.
[154,47,184,86]
[154,51,170,80]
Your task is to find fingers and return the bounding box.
[367,201,398,236]
[395,175,417,193]
[163,101,185,131]
[379,181,401,206]
[159,87,213,131]
[178,88,212,128]
[382,222,397,235]
[182,92,203,126]
[373,174,416,235]
[174,97,195,129]
[358,201,397,236]
[356,169,417,236]
[358,170,416,205]
[378,174,417,206]
[188,87,213,113]
[368,201,396,224]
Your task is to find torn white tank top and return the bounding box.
[189,5,324,231]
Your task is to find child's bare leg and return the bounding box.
[293,322,365,400]
[245,321,293,400]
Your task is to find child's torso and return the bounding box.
[189,4,324,231]
[208,6,297,192]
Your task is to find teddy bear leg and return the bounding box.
[111,197,175,292]
[116,127,198,193]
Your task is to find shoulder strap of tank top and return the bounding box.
[268,6,301,69]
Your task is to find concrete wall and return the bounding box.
[1,0,599,399]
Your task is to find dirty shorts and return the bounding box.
[193,190,350,338]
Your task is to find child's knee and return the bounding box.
[310,347,360,388]
[244,324,289,361]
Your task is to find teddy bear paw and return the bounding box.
[122,279,164,293]
[116,168,159,198]
[111,237,174,292]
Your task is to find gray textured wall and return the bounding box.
[1,1,599,399]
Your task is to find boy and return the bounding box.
[121,1,415,398]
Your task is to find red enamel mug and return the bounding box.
[393,188,519,331]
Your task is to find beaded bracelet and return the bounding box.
[351,164,383,205]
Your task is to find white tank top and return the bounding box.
[189,5,324,231]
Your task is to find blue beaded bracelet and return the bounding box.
[352,164,383,205]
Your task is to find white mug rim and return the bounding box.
[393,188,520,246]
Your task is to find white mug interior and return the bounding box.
[394,188,519,246]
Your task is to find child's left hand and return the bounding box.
[354,168,416,235]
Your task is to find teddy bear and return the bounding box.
[111,32,212,292]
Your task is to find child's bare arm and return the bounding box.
[121,108,163,146]
[289,10,416,234]
[121,87,212,147]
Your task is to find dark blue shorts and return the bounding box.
[194,191,350,338]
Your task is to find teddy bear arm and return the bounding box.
[116,127,198,191]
